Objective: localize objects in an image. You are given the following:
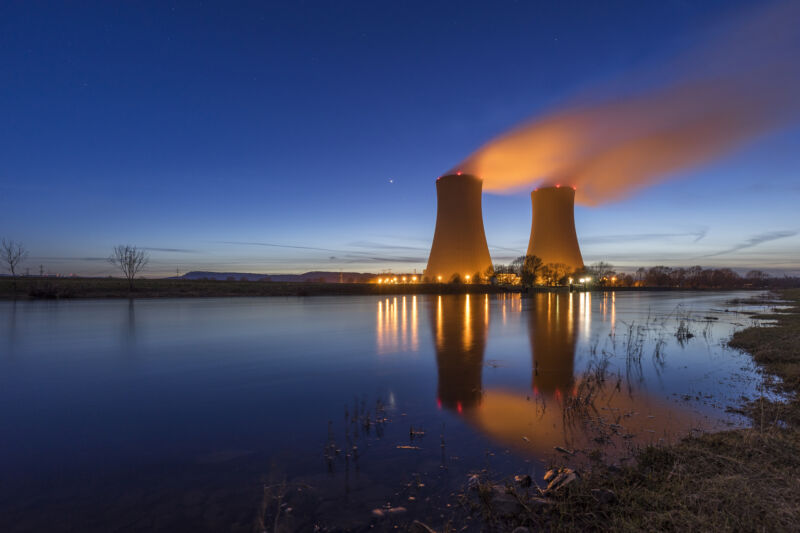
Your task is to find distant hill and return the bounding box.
[176,271,376,283]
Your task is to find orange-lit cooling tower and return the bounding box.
[526,186,584,271]
[425,174,493,282]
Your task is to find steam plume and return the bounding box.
[455,1,800,205]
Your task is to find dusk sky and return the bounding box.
[1,0,798,277]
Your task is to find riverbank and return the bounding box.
[0,277,775,301]
[466,289,800,531]
[0,278,517,300]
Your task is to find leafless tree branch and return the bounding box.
[1,239,29,294]
[109,245,149,291]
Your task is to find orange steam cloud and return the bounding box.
[455,1,800,205]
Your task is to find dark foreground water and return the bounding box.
[0,291,774,531]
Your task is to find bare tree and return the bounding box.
[109,245,149,290]
[1,239,29,294]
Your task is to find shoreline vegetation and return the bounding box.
[0,278,514,300]
[459,289,800,532]
[0,277,782,301]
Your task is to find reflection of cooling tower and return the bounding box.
[528,292,578,396]
[426,174,492,282]
[429,294,488,410]
[526,186,583,271]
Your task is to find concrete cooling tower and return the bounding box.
[526,186,584,271]
[425,173,493,282]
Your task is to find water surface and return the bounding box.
[0,291,772,531]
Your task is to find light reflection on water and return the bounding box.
[424,292,719,459]
[377,295,419,354]
[0,291,775,531]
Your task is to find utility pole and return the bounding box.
[39,264,44,277]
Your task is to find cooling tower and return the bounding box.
[425,174,492,282]
[526,186,584,271]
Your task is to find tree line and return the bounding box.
[489,255,797,289]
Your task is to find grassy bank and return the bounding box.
[472,289,800,532]
[0,277,513,300]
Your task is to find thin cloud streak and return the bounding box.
[214,240,342,253]
[340,255,428,264]
[699,230,797,258]
[582,229,707,245]
[347,240,427,251]
[144,247,200,254]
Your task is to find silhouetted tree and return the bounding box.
[635,267,647,285]
[645,266,672,287]
[493,263,512,274]
[109,245,149,291]
[511,255,543,287]
[746,270,770,287]
[483,265,495,283]
[710,268,740,288]
[587,261,615,286]
[1,239,28,294]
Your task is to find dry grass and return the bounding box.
[545,429,800,532]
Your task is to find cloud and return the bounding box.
[214,240,341,253]
[347,240,427,251]
[489,244,527,253]
[216,239,429,264]
[700,230,797,258]
[31,256,109,262]
[339,254,427,264]
[582,229,707,245]
[143,247,200,254]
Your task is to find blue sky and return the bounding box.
[1,0,798,277]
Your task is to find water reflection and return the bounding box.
[123,298,136,352]
[3,300,17,355]
[377,295,419,354]
[529,293,579,398]
[0,293,772,532]
[429,294,488,410]
[425,291,705,459]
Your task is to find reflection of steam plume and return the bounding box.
[528,293,578,397]
[454,1,800,205]
[430,294,489,410]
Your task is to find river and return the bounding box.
[0,291,774,531]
